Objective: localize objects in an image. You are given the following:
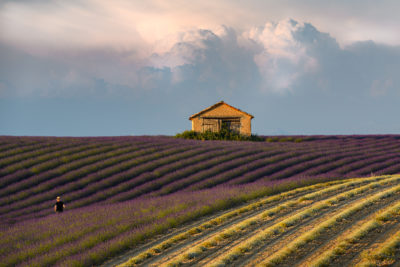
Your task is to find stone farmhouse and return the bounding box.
[189,101,254,136]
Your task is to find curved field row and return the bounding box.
[0,176,350,267]
[356,226,400,266]
[2,136,400,266]
[0,142,174,199]
[1,136,400,224]
[0,142,129,195]
[0,145,199,219]
[116,175,400,267]
[78,148,263,205]
[0,141,54,160]
[0,142,71,171]
[0,143,170,206]
[303,199,400,266]
[151,150,297,196]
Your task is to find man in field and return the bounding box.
[54,196,65,213]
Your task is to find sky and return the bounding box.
[1,0,400,136]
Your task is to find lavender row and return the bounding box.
[0,142,58,165]
[0,144,178,215]
[333,153,398,176]
[280,141,400,180]
[0,141,45,158]
[107,148,269,202]
[350,155,400,176]
[194,141,398,188]
[0,142,170,208]
[0,176,334,267]
[0,142,108,187]
[2,147,258,220]
[299,140,400,177]
[254,149,392,183]
[222,151,324,186]
[64,147,228,207]
[246,150,396,184]
[2,135,400,223]
[0,142,150,201]
[0,180,292,266]
[152,150,290,196]
[194,151,322,189]
[375,161,400,175]
[51,147,214,210]
[0,145,199,218]
[0,141,83,172]
[259,153,346,182]
[295,153,369,177]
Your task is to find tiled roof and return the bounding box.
[189,101,254,120]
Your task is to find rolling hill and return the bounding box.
[1,135,400,266]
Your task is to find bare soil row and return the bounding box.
[115,175,400,267]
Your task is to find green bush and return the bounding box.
[175,128,265,142]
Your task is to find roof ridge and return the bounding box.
[189,101,254,120]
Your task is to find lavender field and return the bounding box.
[2,135,400,266]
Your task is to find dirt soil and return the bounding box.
[101,179,400,267]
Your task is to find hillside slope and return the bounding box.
[2,135,400,266]
[118,175,400,267]
[2,135,400,224]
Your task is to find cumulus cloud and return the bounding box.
[145,18,400,100]
[146,26,259,94]
[2,14,400,135]
[146,20,322,94]
[1,18,400,100]
[242,19,318,93]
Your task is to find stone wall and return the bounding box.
[191,103,252,135]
